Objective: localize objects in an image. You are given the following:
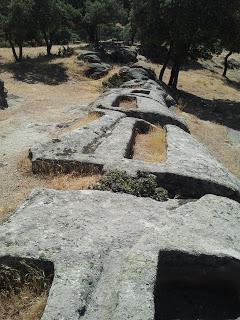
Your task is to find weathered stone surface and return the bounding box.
[119,65,157,82]
[85,63,111,79]
[101,123,240,201]
[91,86,187,131]
[106,46,138,64]
[29,110,125,174]
[30,115,240,201]
[0,79,8,110]
[0,189,240,319]
[228,58,240,70]
[78,50,102,63]
[105,65,176,109]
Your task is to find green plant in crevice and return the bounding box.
[92,170,169,201]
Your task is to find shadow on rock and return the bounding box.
[1,55,68,85]
[176,90,240,131]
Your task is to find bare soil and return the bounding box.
[0,45,111,221]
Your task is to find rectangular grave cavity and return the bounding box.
[0,256,54,320]
[154,250,240,320]
[113,95,138,110]
[127,121,166,163]
[131,89,150,95]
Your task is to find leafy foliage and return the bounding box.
[132,0,240,87]
[82,0,125,44]
[1,0,34,61]
[92,170,169,201]
[33,0,79,55]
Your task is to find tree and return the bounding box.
[220,8,240,77]
[82,0,124,45]
[32,0,77,55]
[132,0,239,89]
[1,0,34,62]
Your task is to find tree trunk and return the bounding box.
[8,39,19,62]
[223,51,233,77]
[168,61,180,89]
[159,45,172,81]
[168,63,176,86]
[88,26,95,43]
[47,41,52,56]
[43,31,52,56]
[172,62,180,89]
[95,26,99,47]
[18,44,23,61]
[130,33,135,46]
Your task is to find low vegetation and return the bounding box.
[0,204,17,221]
[0,153,101,222]
[0,259,53,320]
[1,0,239,87]
[103,73,126,88]
[133,125,166,163]
[0,172,101,222]
[93,170,169,201]
[46,173,101,190]
[132,0,240,88]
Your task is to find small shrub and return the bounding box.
[92,170,169,201]
[57,46,74,57]
[102,73,125,88]
[177,97,187,111]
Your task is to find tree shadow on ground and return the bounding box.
[0,55,68,85]
[176,90,240,131]
[224,77,240,91]
[181,60,206,71]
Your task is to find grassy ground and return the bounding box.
[0,45,116,222]
[133,126,166,162]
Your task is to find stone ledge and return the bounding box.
[0,189,240,319]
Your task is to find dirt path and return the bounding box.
[0,66,101,218]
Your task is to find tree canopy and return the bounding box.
[82,0,124,44]
[132,0,240,87]
[0,0,240,89]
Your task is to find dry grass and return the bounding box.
[62,112,101,134]
[118,97,138,110]
[17,153,32,174]
[0,153,101,222]
[0,204,18,221]
[177,111,240,179]
[45,173,101,190]
[0,290,47,320]
[17,152,102,189]
[0,258,53,320]
[0,170,101,222]
[0,45,79,63]
[133,126,166,163]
